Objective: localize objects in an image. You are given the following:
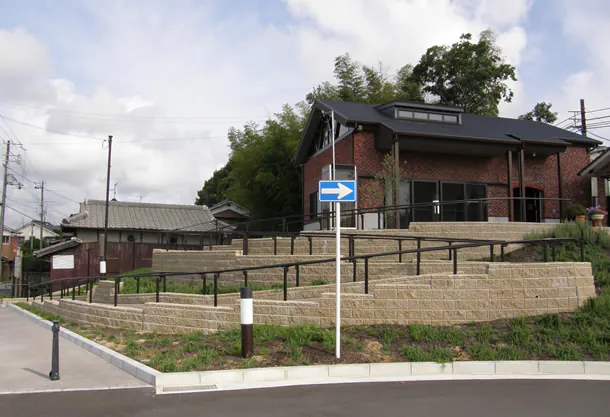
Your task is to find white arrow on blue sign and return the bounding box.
[318,180,357,202]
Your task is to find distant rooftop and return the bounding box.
[61,200,225,233]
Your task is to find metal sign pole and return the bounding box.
[335,202,341,359]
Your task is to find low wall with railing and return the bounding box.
[30,261,596,332]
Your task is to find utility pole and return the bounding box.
[0,141,10,282]
[35,181,45,250]
[580,99,587,137]
[102,135,113,274]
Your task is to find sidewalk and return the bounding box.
[0,306,149,394]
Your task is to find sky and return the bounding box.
[0,0,609,229]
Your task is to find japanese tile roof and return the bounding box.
[61,200,224,233]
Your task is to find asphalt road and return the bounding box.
[1,380,609,417]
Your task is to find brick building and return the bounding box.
[295,100,603,229]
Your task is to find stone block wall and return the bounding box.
[32,261,596,333]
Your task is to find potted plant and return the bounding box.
[567,204,587,223]
[587,205,608,229]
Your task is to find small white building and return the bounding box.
[15,221,59,245]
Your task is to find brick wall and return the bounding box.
[303,130,594,220]
[303,135,353,219]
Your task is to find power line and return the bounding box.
[585,107,610,114]
[589,132,610,142]
[0,115,23,146]
[585,114,610,122]
[0,101,270,121]
[3,115,233,144]
[27,135,228,145]
[1,115,104,141]
[45,188,80,204]
[6,205,39,222]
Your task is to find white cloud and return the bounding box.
[0,0,537,227]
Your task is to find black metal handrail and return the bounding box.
[201,196,572,235]
[229,229,509,257]
[24,237,582,308]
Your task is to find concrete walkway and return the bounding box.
[0,306,149,394]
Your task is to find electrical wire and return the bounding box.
[589,132,610,142]
[0,101,270,121]
[1,115,104,141]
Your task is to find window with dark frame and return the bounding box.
[309,191,318,219]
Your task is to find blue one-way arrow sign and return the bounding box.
[318,180,357,202]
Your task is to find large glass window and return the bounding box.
[309,191,318,219]
[413,181,439,222]
[466,184,488,222]
[441,183,465,221]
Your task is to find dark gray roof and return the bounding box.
[34,237,82,258]
[18,220,58,233]
[295,99,601,163]
[61,200,224,233]
[579,147,610,178]
[209,200,251,217]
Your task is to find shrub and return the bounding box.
[567,204,586,219]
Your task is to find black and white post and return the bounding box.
[240,287,254,358]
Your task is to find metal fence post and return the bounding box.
[201,273,207,295]
[155,277,160,303]
[552,245,556,262]
[49,284,52,301]
[114,278,119,307]
[352,259,357,282]
[308,236,313,255]
[364,258,369,294]
[500,244,505,262]
[448,241,453,260]
[295,265,300,287]
[213,273,219,307]
[49,321,60,381]
[416,238,421,276]
[273,236,277,255]
[243,232,248,256]
[11,275,16,298]
[283,267,288,301]
[398,240,403,263]
[290,236,295,255]
[72,280,76,301]
[136,276,140,294]
[543,242,548,263]
[162,274,167,293]
[243,270,248,287]
[489,245,494,262]
[453,249,458,275]
[89,280,93,303]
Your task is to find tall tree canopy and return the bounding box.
[518,102,558,124]
[411,30,517,116]
[195,163,233,207]
[220,104,307,220]
[306,54,423,104]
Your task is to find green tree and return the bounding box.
[411,30,517,116]
[307,54,423,105]
[518,102,558,124]
[224,104,307,220]
[395,64,424,102]
[195,162,233,207]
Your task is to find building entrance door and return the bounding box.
[513,187,543,222]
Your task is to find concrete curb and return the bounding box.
[156,360,610,394]
[8,304,610,394]
[7,304,160,386]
